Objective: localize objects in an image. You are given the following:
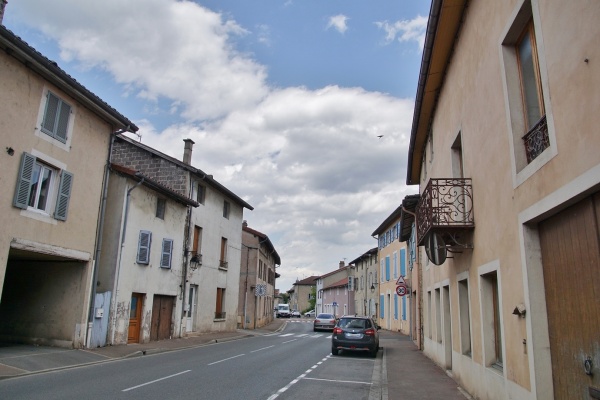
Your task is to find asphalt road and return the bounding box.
[0,320,380,400]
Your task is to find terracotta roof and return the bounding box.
[349,247,378,265]
[242,224,281,265]
[293,276,319,286]
[324,277,349,290]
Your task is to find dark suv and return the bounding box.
[331,316,380,357]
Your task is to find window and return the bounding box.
[481,270,503,369]
[160,239,173,268]
[400,248,406,277]
[223,201,230,219]
[517,22,544,134]
[219,237,228,269]
[192,226,202,255]
[215,288,226,319]
[137,230,152,264]
[13,152,73,221]
[385,256,390,281]
[156,198,165,219]
[197,184,205,205]
[41,91,71,143]
[458,278,472,357]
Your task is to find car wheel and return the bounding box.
[370,347,378,358]
[331,347,339,356]
[313,328,317,332]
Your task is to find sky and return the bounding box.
[3,0,428,293]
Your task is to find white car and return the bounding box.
[290,311,301,318]
[304,310,315,318]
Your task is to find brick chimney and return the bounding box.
[0,0,8,24]
[183,138,194,165]
[339,261,345,269]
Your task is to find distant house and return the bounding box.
[288,276,318,314]
[238,221,280,329]
[317,262,353,316]
[348,248,378,318]
[0,25,137,348]
[372,205,411,334]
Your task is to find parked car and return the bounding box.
[304,309,315,318]
[331,316,380,357]
[290,310,301,318]
[276,304,291,318]
[313,313,336,331]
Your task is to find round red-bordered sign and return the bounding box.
[396,284,408,297]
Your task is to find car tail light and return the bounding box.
[364,328,375,336]
[333,327,343,335]
[315,319,320,323]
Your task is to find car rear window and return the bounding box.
[317,314,334,319]
[338,318,370,329]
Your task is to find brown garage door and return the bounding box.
[539,193,600,399]
[150,295,174,341]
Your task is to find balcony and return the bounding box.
[416,178,474,246]
[523,115,549,163]
[214,312,226,319]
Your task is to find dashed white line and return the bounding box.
[267,355,330,399]
[207,354,245,365]
[251,345,275,353]
[303,377,372,385]
[282,339,298,344]
[122,370,191,392]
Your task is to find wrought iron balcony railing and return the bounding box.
[214,312,226,319]
[523,115,549,163]
[416,178,474,245]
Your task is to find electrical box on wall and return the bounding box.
[95,308,104,318]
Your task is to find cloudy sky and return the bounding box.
[4,0,427,292]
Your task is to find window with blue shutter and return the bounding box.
[394,294,398,320]
[41,91,71,143]
[402,297,407,320]
[13,153,36,209]
[385,256,390,281]
[393,252,398,279]
[400,248,406,277]
[54,170,73,221]
[137,230,152,264]
[380,295,384,318]
[161,239,173,268]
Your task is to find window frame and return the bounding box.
[40,91,72,144]
[156,198,166,220]
[137,230,152,265]
[223,200,230,219]
[160,238,174,269]
[516,20,545,132]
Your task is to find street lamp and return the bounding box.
[371,283,377,293]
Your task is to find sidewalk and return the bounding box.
[0,320,471,400]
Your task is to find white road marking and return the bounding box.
[122,370,190,392]
[279,333,294,337]
[267,355,330,399]
[303,377,372,385]
[282,339,298,344]
[251,345,275,353]
[207,354,245,365]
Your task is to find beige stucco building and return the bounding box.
[0,26,137,348]
[348,248,378,319]
[406,0,600,399]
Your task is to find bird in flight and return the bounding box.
[377,135,384,139]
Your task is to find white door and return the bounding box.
[186,285,198,332]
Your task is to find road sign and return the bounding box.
[396,284,408,297]
[396,275,406,285]
[333,301,338,306]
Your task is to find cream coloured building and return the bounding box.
[406,0,600,399]
[0,26,137,348]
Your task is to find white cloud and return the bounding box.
[327,14,349,34]
[376,15,428,48]
[9,0,420,291]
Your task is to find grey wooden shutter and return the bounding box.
[41,92,70,143]
[54,170,73,221]
[13,152,36,209]
[41,92,59,135]
[137,231,152,264]
[161,239,173,268]
[55,101,71,143]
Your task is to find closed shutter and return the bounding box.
[400,249,406,277]
[56,101,70,143]
[13,152,36,209]
[41,92,59,135]
[54,170,73,221]
[385,256,390,281]
[402,296,407,320]
[137,230,152,264]
[393,252,398,278]
[161,239,173,268]
[380,295,385,318]
[41,92,70,143]
[394,294,398,320]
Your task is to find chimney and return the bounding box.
[183,138,194,165]
[0,0,8,24]
[339,261,345,269]
[242,220,248,228]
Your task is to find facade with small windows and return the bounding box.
[238,222,280,329]
[109,134,253,338]
[405,1,600,399]
[316,263,352,317]
[348,248,378,319]
[372,206,411,335]
[0,26,137,348]
[289,276,318,315]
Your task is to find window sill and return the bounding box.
[213,318,226,322]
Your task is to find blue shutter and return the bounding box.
[402,297,407,320]
[400,248,406,277]
[380,295,384,318]
[385,256,390,281]
[54,170,73,221]
[137,230,152,264]
[394,294,398,320]
[13,152,36,209]
[161,239,173,268]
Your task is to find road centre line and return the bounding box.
[267,355,330,400]
[279,333,294,337]
[251,345,275,353]
[207,354,245,365]
[122,370,191,392]
[282,339,297,344]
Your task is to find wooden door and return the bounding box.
[150,295,174,341]
[539,193,600,399]
[128,293,144,344]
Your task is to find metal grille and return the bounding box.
[416,178,474,245]
[523,115,549,163]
